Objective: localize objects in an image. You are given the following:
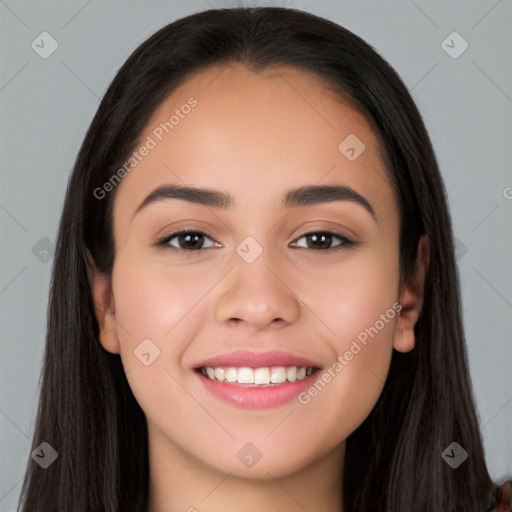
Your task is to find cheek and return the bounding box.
[293,305,396,459]
[302,242,399,350]
[108,251,210,408]
[109,252,212,424]
[292,244,399,430]
[111,252,209,345]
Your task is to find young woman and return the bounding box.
[17,6,511,512]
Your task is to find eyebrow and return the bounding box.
[133,183,377,221]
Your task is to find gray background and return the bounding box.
[0,0,511,509]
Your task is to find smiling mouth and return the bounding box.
[197,365,320,386]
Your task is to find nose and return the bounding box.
[215,248,301,331]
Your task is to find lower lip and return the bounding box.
[195,370,318,409]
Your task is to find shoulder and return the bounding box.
[492,479,512,511]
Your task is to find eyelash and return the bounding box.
[153,228,357,255]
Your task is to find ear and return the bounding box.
[85,249,120,354]
[393,234,430,353]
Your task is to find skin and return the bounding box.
[90,63,429,512]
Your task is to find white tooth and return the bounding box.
[206,367,215,380]
[270,366,287,384]
[238,367,254,384]
[254,367,271,385]
[214,367,225,382]
[286,367,297,382]
[296,367,306,380]
[225,367,238,382]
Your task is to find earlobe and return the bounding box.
[85,250,120,355]
[393,235,430,353]
[393,327,415,353]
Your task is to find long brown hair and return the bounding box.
[18,7,500,511]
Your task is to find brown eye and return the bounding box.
[159,230,216,251]
[293,231,354,251]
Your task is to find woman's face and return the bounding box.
[92,63,421,480]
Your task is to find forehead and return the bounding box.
[112,63,394,231]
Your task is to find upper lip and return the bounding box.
[194,350,323,369]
